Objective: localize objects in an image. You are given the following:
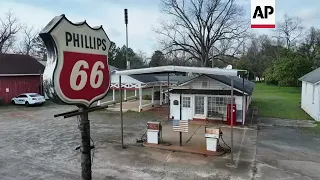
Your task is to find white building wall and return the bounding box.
[301,81,306,109]
[170,93,243,122]
[235,96,243,122]
[301,81,320,121]
[247,96,251,109]
[183,76,230,90]
[169,75,253,123]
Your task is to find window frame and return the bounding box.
[201,81,208,88]
[182,96,191,108]
[207,95,235,117]
[194,96,205,115]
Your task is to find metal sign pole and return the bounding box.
[167,73,170,121]
[242,72,245,125]
[180,132,182,146]
[230,76,234,165]
[79,106,92,180]
[119,75,124,148]
[179,94,182,146]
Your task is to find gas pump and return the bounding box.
[146,122,162,144]
[205,127,221,152]
[227,104,237,125]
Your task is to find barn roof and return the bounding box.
[298,67,320,84]
[0,54,45,76]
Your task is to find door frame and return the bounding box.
[194,95,207,119]
[169,93,181,120]
[181,95,192,120]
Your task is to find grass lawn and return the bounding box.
[251,83,313,120]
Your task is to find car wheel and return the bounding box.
[25,101,30,107]
[11,100,15,105]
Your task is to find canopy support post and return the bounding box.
[160,84,163,106]
[139,86,142,112]
[119,75,124,149]
[151,86,154,106]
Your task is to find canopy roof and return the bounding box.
[114,66,246,76]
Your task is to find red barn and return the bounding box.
[0,54,45,104]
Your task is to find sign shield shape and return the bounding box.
[39,14,111,107]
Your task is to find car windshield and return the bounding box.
[29,94,41,97]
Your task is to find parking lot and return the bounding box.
[0,103,320,180]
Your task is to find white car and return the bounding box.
[11,93,46,106]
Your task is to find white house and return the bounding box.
[103,66,253,124]
[299,68,320,121]
[169,74,255,124]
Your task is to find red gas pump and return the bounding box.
[226,104,237,125]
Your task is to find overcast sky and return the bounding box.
[0,0,319,57]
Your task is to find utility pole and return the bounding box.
[124,9,129,69]
[79,107,92,180]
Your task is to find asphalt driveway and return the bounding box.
[0,103,319,180]
[255,117,320,180]
[0,102,256,180]
[0,103,224,180]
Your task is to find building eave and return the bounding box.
[114,66,246,76]
[0,74,42,76]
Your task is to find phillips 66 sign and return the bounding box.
[39,14,111,107]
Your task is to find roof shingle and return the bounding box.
[298,67,320,84]
[0,54,45,75]
[205,74,255,95]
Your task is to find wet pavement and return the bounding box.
[255,119,320,180]
[0,103,319,180]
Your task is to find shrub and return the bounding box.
[142,95,151,100]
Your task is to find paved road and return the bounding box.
[255,117,320,180]
[0,103,233,180]
[0,103,319,180]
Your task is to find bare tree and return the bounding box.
[275,13,303,49]
[210,36,247,67]
[135,50,149,67]
[155,0,248,67]
[298,27,320,68]
[0,11,21,53]
[16,26,38,55]
[166,50,192,66]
